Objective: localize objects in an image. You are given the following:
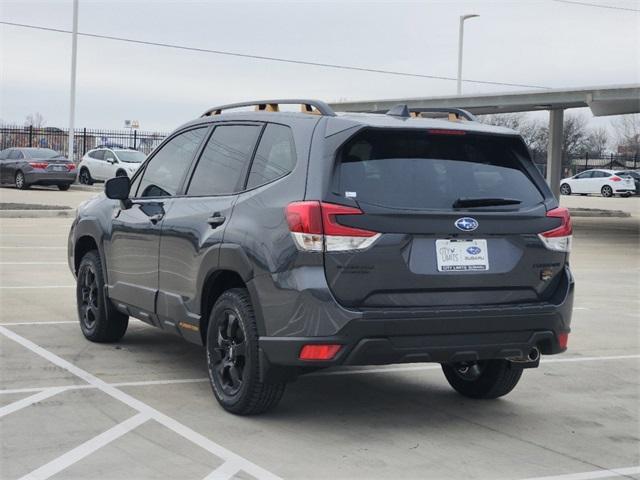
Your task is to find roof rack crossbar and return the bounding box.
[201,99,336,117]
[381,105,476,121]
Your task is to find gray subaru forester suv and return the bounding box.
[68,100,574,415]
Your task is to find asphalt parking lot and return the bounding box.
[0,188,638,480]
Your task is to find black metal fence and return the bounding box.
[529,151,638,178]
[0,125,168,162]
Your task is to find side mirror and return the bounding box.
[105,175,130,201]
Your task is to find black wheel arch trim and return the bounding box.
[71,219,108,284]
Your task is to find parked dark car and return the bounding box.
[68,99,574,415]
[615,170,640,195]
[0,147,76,190]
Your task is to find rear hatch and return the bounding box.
[323,128,570,309]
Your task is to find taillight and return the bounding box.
[29,162,48,169]
[610,176,622,182]
[299,344,342,361]
[67,163,76,171]
[538,207,572,252]
[285,201,380,252]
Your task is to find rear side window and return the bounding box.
[89,150,104,160]
[337,130,544,210]
[137,128,207,197]
[9,150,24,160]
[247,124,296,189]
[187,125,261,196]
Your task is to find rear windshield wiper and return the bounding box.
[452,197,522,208]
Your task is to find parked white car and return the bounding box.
[560,169,636,197]
[77,148,146,184]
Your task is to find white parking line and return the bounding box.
[0,325,282,480]
[203,460,244,480]
[0,262,67,265]
[0,246,66,249]
[0,321,77,326]
[520,465,640,480]
[18,413,149,480]
[0,234,67,237]
[0,387,68,418]
[1,354,637,396]
[0,286,74,289]
[311,354,640,377]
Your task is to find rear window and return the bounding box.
[337,130,544,210]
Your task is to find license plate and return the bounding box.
[52,165,66,172]
[436,239,489,272]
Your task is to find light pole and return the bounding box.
[68,0,79,162]
[457,14,479,96]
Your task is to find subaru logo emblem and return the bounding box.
[455,217,478,232]
[467,246,481,255]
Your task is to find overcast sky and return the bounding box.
[1,0,639,131]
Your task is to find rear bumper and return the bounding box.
[25,171,76,185]
[259,267,574,369]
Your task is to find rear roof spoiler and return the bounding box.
[201,99,336,117]
[385,105,477,121]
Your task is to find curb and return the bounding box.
[568,208,631,218]
[0,209,76,218]
[70,184,102,192]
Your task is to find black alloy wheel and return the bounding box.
[78,264,99,331]
[211,309,247,397]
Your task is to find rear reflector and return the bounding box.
[538,207,572,252]
[557,332,569,350]
[299,344,342,361]
[286,201,380,252]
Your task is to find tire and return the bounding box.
[58,184,71,191]
[79,168,93,185]
[559,183,571,195]
[601,185,613,197]
[15,171,29,190]
[206,288,286,415]
[76,250,128,342]
[441,359,523,399]
[115,169,128,177]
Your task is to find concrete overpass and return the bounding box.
[329,84,640,197]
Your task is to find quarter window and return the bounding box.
[187,125,261,196]
[247,124,296,189]
[136,128,207,197]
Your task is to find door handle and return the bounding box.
[148,213,164,224]
[207,213,226,229]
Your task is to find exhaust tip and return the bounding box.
[528,347,540,362]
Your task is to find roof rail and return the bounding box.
[201,99,336,117]
[385,104,477,121]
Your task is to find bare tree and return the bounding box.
[584,127,610,157]
[561,114,589,158]
[24,112,46,128]
[479,113,546,156]
[613,114,640,154]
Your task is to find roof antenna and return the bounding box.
[386,104,411,118]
